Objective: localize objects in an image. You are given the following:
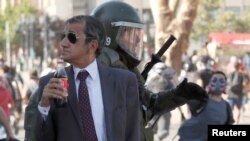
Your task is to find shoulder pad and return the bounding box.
[98,47,120,66]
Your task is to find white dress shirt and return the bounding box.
[38,59,107,141]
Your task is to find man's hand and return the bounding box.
[175,78,208,102]
[39,78,68,107]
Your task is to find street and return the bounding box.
[15,102,250,141]
[14,72,250,140]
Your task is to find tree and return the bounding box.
[150,0,199,74]
[0,0,35,54]
[191,0,222,41]
[191,0,250,41]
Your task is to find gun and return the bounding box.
[141,34,176,80]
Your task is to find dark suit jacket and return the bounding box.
[35,62,140,141]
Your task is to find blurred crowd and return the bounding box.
[0,57,57,140]
[0,46,250,140]
[145,45,250,140]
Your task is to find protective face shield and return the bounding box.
[207,73,226,95]
[114,23,143,61]
[91,1,144,64]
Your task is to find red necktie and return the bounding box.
[77,71,98,141]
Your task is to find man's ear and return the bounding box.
[88,40,98,52]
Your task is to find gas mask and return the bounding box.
[207,73,226,95]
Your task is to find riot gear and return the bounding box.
[91,1,208,141]
[91,1,144,64]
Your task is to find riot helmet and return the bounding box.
[91,1,144,62]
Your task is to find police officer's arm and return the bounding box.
[145,78,208,122]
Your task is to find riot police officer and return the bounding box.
[91,1,208,141]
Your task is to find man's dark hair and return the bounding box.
[212,71,227,81]
[65,15,106,56]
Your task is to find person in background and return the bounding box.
[0,76,18,141]
[195,56,214,89]
[0,76,12,140]
[145,62,176,141]
[190,50,198,65]
[0,76,13,120]
[242,52,250,73]
[226,56,238,75]
[178,62,199,119]
[177,71,234,141]
[23,69,39,103]
[5,67,23,135]
[34,15,140,141]
[0,107,15,141]
[181,56,214,117]
[40,59,56,77]
[227,61,249,124]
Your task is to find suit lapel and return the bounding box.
[98,63,114,141]
[65,66,84,133]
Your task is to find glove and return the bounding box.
[175,78,208,102]
[146,78,208,118]
[187,99,208,117]
[175,78,209,116]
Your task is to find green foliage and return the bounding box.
[191,0,250,41]
[0,0,35,52]
[190,0,221,41]
[0,17,5,50]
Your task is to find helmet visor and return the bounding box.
[116,26,143,61]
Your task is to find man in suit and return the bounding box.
[34,15,140,141]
